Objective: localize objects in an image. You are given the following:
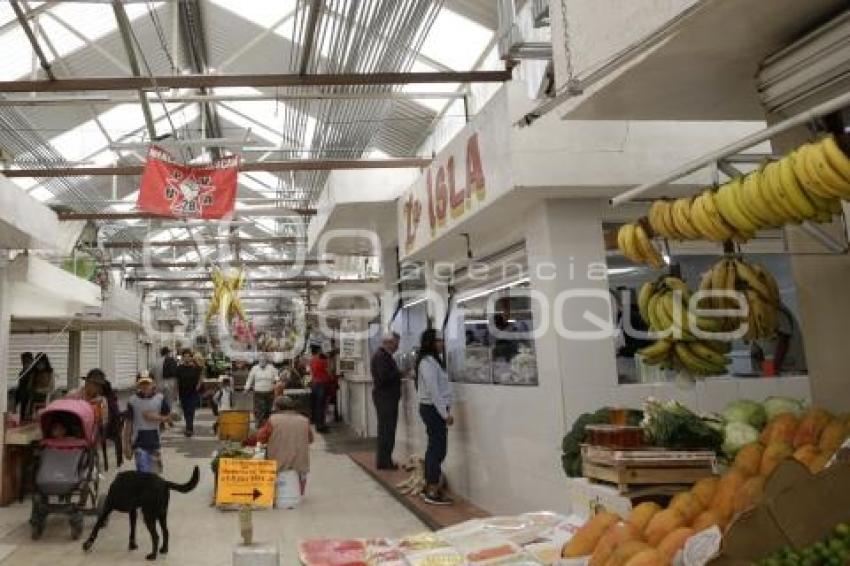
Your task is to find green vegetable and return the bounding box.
[763,396,805,421]
[723,399,768,430]
[641,398,724,451]
[723,421,761,456]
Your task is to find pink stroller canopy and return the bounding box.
[39,399,97,447]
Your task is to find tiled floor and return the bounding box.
[0,413,426,565]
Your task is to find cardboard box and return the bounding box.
[709,460,850,565]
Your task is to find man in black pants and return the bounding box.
[371,332,402,470]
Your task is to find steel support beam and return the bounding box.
[11,0,55,81]
[111,0,156,139]
[103,236,300,249]
[0,91,465,106]
[111,259,331,269]
[58,210,315,221]
[299,0,323,76]
[5,157,430,177]
[0,70,514,93]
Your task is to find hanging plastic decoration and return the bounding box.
[205,267,247,327]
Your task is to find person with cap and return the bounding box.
[124,372,171,474]
[245,354,279,428]
[416,328,454,506]
[257,396,314,497]
[371,331,402,470]
[66,368,110,430]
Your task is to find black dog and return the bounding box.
[83,466,199,560]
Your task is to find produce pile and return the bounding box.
[636,275,732,377]
[615,134,850,263]
[641,399,723,452]
[562,401,850,565]
[297,512,582,565]
[758,523,850,566]
[562,408,644,477]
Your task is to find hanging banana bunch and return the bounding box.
[617,220,666,269]
[697,257,781,341]
[205,267,247,326]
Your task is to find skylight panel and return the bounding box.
[209,0,296,36]
[420,8,492,71]
[403,61,458,112]
[0,28,33,80]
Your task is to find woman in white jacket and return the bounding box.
[416,329,454,505]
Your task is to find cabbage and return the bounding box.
[763,396,805,421]
[723,422,760,456]
[723,399,767,430]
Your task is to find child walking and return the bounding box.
[124,373,171,474]
[212,375,234,435]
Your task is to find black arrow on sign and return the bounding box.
[232,489,262,501]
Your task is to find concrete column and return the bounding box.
[67,330,81,391]
[0,255,11,500]
[524,199,619,429]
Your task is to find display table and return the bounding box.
[2,423,41,506]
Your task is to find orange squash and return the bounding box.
[563,512,621,558]
[689,476,720,508]
[733,475,766,514]
[656,527,695,563]
[710,469,747,521]
[589,523,642,566]
[627,502,662,535]
[691,509,724,533]
[793,408,834,448]
[644,508,686,547]
[818,420,848,453]
[733,442,765,477]
[761,414,799,445]
[623,548,665,566]
[759,441,794,477]
[668,492,704,524]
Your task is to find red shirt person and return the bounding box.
[309,345,331,433]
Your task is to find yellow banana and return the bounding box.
[752,263,781,306]
[809,140,850,199]
[701,190,737,241]
[690,193,726,241]
[778,156,817,220]
[663,200,686,240]
[647,293,664,332]
[760,161,800,223]
[648,201,673,239]
[742,171,780,227]
[638,339,673,364]
[634,223,664,269]
[671,197,702,240]
[821,135,850,184]
[794,146,836,199]
[715,180,758,234]
[690,341,730,368]
[674,342,724,376]
[618,224,641,263]
[734,259,774,305]
[709,259,728,308]
[638,281,654,324]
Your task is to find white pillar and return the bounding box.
[524,199,619,429]
[0,255,10,414]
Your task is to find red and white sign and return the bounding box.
[398,88,512,259]
[137,146,239,219]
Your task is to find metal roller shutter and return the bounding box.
[81,332,101,375]
[112,332,139,390]
[8,333,69,389]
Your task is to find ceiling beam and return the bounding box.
[0,70,514,93]
[103,236,301,249]
[10,0,55,81]
[0,91,465,106]
[58,210,315,221]
[298,0,323,76]
[111,0,156,139]
[5,157,429,177]
[110,259,331,268]
[128,276,333,283]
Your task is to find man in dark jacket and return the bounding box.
[176,350,202,437]
[371,332,401,470]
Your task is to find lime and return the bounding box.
[835,523,850,538]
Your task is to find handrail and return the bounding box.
[611,89,850,206]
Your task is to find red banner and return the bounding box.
[137,146,239,219]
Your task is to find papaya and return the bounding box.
[733,442,765,477]
[627,502,661,535]
[563,512,621,557]
[589,523,641,566]
[623,548,665,566]
[710,469,747,522]
[733,475,766,514]
[656,527,695,564]
[759,441,794,477]
[668,492,704,524]
[808,453,831,474]
[691,509,724,533]
[689,476,719,508]
[793,408,834,448]
[761,414,798,445]
[818,419,848,453]
[604,540,652,566]
[792,444,820,469]
[644,508,685,547]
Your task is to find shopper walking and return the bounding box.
[416,329,454,505]
[309,345,332,433]
[14,352,35,422]
[245,355,278,428]
[156,347,179,407]
[371,332,402,470]
[257,396,314,496]
[176,349,202,437]
[124,373,171,474]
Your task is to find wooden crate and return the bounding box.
[582,445,717,494]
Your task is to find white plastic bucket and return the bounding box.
[275,470,301,509]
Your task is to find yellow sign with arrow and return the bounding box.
[216,458,277,508]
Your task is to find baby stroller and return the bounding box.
[30,399,102,540]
